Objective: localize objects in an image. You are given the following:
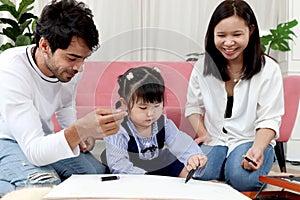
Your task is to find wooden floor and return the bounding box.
[270,160,300,174]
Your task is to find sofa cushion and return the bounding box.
[54,61,196,138]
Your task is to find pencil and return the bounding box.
[242,155,258,167]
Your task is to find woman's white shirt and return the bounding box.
[185,56,284,155]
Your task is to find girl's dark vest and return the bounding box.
[123,115,176,172]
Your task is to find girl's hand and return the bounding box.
[241,147,263,171]
[186,154,207,171]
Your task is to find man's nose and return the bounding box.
[73,61,84,72]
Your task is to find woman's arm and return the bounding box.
[242,58,284,170]
[254,128,276,152]
[187,113,210,144]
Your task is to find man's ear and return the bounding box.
[39,37,51,55]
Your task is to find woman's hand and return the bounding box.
[187,114,211,145]
[194,132,212,145]
[241,147,263,171]
[241,128,275,171]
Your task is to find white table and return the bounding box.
[43,174,251,200]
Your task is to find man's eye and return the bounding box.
[68,58,76,61]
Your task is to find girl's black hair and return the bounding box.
[34,0,99,53]
[204,0,265,81]
[117,66,165,110]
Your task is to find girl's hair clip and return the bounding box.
[126,72,134,80]
[153,67,160,73]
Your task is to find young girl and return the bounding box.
[103,66,207,178]
[185,0,284,191]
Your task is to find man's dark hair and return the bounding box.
[34,0,99,53]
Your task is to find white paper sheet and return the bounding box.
[43,174,251,200]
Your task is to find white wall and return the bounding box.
[286,0,300,162]
[30,0,284,62]
[288,0,300,75]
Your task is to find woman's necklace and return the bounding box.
[227,65,245,83]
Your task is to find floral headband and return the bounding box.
[126,67,161,81]
[126,72,134,80]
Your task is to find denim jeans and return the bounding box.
[0,139,106,196]
[195,142,274,192]
[50,150,107,181]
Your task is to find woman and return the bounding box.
[185,0,284,191]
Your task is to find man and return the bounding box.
[0,0,126,195]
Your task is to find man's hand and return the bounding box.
[79,136,95,152]
[65,108,127,150]
[75,108,127,139]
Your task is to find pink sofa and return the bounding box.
[53,61,196,138]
